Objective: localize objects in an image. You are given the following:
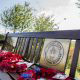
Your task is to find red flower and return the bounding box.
[0,50,27,73]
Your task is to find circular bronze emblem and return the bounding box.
[44,41,64,66]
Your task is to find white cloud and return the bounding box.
[37,0,80,30]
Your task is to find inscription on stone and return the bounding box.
[44,41,64,66]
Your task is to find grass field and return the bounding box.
[65,68,80,79]
[65,41,80,79]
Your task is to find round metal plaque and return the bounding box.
[44,41,64,66]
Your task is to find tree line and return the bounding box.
[0,2,55,33]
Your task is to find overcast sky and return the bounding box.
[0,0,80,33]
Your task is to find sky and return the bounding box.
[0,0,80,33]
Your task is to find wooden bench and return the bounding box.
[0,30,80,80]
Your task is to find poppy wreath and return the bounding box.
[18,64,74,80]
[0,50,27,73]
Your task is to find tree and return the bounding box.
[34,14,55,32]
[76,0,80,8]
[0,2,56,33]
[0,2,33,32]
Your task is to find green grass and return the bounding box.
[65,69,80,79]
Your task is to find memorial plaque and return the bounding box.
[40,39,70,71]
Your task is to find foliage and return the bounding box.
[76,0,80,8]
[0,34,5,40]
[77,64,80,72]
[66,56,71,69]
[0,2,33,32]
[0,2,56,32]
[34,14,55,32]
[0,34,5,46]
